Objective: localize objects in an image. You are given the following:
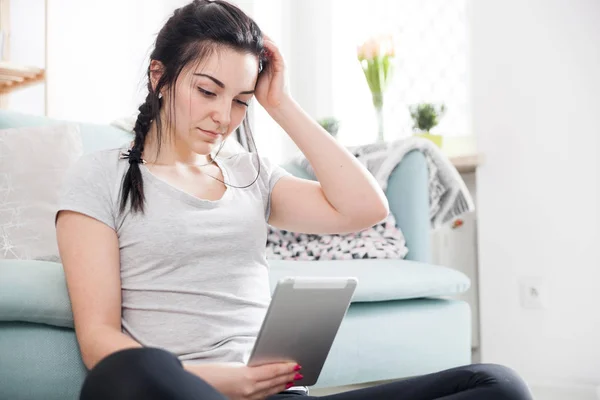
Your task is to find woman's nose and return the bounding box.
[211,98,231,128]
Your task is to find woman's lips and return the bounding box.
[198,128,220,139]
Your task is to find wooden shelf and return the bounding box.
[0,62,45,95]
[448,153,483,174]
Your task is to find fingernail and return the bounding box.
[286,382,294,389]
[294,364,302,371]
[294,373,304,380]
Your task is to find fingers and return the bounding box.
[251,362,298,382]
[254,369,296,393]
[261,36,284,66]
[262,33,276,48]
[259,382,291,399]
[247,363,302,400]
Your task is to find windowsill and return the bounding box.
[441,135,482,174]
[448,154,482,173]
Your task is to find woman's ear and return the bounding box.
[149,60,165,93]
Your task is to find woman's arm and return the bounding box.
[267,96,389,234]
[256,36,388,234]
[56,211,142,369]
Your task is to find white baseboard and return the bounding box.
[528,381,599,400]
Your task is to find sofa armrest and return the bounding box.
[281,150,431,262]
[0,260,74,328]
[386,150,431,263]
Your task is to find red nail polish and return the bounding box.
[294,373,303,380]
[286,382,294,389]
[294,364,302,371]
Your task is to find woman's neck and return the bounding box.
[142,124,213,167]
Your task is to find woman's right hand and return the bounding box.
[186,361,303,400]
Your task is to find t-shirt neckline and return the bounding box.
[139,157,232,208]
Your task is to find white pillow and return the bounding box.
[0,124,83,261]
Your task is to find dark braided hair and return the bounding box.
[120,0,268,214]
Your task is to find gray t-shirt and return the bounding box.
[58,147,290,364]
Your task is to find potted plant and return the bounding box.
[318,117,341,138]
[408,103,446,147]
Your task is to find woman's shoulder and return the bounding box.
[62,147,130,194]
[58,147,128,229]
[70,147,129,177]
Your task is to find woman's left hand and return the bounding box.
[255,35,290,111]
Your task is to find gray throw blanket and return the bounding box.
[292,137,475,228]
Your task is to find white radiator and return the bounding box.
[431,210,480,351]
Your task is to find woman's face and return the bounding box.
[161,47,259,156]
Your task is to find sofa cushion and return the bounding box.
[318,298,471,387]
[266,213,408,261]
[0,322,86,400]
[268,259,470,302]
[0,260,73,327]
[0,258,469,327]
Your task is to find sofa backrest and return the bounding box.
[0,110,132,153]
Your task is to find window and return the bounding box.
[331,0,469,145]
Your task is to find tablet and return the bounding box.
[247,276,358,386]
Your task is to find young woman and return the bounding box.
[56,1,533,399]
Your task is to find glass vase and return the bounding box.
[372,93,385,143]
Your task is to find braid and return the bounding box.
[120,88,158,214]
[133,95,154,155]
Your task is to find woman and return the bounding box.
[56,1,533,399]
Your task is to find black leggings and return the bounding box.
[80,348,533,400]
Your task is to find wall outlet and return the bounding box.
[519,276,548,309]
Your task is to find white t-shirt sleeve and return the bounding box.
[258,155,291,221]
[56,151,118,231]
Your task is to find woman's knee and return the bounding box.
[470,363,534,400]
[80,347,182,400]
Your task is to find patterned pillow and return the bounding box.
[266,213,408,261]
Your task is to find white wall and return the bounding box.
[7,0,168,119]
[45,0,178,123]
[8,0,45,115]
[470,0,600,391]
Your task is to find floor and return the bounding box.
[310,381,600,400]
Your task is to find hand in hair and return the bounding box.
[255,34,289,110]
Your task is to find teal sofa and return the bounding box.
[0,110,472,399]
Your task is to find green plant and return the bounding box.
[318,117,341,137]
[409,103,447,133]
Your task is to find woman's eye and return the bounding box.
[197,87,216,97]
[235,99,249,107]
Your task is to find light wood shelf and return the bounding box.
[0,62,45,95]
[448,153,483,174]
